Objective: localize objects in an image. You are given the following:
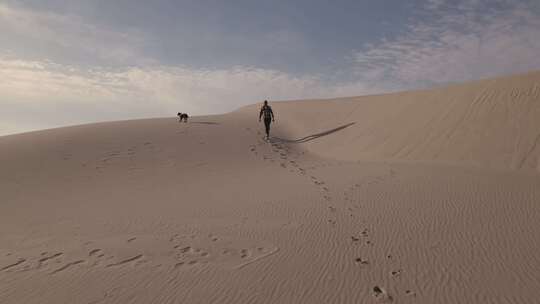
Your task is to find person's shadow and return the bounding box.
[190,121,221,125]
[272,122,355,144]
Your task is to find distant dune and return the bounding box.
[241,70,540,171]
[1,71,540,304]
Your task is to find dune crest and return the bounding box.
[240,70,540,171]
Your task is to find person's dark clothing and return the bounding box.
[264,117,272,137]
[259,105,274,137]
[259,105,274,120]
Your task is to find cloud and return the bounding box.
[0,3,150,65]
[0,1,383,136]
[425,0,446,10]
[3,0,540,136]
[0,57,385,136]
[353,0,540,89]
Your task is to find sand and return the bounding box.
[1,71,540,303]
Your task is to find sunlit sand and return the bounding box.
[1,71,540,303]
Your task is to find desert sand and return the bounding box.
[1,70,540,303]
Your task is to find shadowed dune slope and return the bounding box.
[240,70,540,171]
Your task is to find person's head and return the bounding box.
[264,100,268,105]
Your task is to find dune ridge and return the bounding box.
[239,70,540,171]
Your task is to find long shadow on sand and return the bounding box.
[190,121,221,125]
[272,122,355,144]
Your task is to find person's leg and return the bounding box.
[264,118,271,138]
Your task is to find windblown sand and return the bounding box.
[1,71,540,303]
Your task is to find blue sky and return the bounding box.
[1,0,540,135]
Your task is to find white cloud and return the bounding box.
[3,1,539,136]
[353,0,540,89]
[0,57,385,136]
[0,3,149,65]
[0,2,385,136]
[0,1,383,136]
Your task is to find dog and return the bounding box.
[177,112,189,123]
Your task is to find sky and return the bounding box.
[1,0,540,135]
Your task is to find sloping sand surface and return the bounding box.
[246,70,540,171]
[1,71,540,303]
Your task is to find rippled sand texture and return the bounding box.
[1,71,540,303]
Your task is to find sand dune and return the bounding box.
[1,71,540,303]
[240,70,540,171]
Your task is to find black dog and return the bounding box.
[177,112,189,123]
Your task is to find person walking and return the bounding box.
[259,100,275,140]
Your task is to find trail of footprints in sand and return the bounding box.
[0,233,278,276]
[344,175,417,302]
[349,228,416,302]
[247,128,414,302]
[91,142,157,171]
[0,249,146,276]
[169,233,278,270]
[247,129,340,231]
[247,129,330,198]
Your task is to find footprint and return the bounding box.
[38,253,63,267]
[373,286,393,302]
[50,260,85,275]
[355,258,369,265]
[127,237,137,243]
[105,255,143,268]
[179,246,191,253]
[1,258,26,271]
[391,269,402,277]
[405,290,416,297]
[89,249,102,257]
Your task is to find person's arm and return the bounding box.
[259,107,263,121]
[270,107,275,121]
